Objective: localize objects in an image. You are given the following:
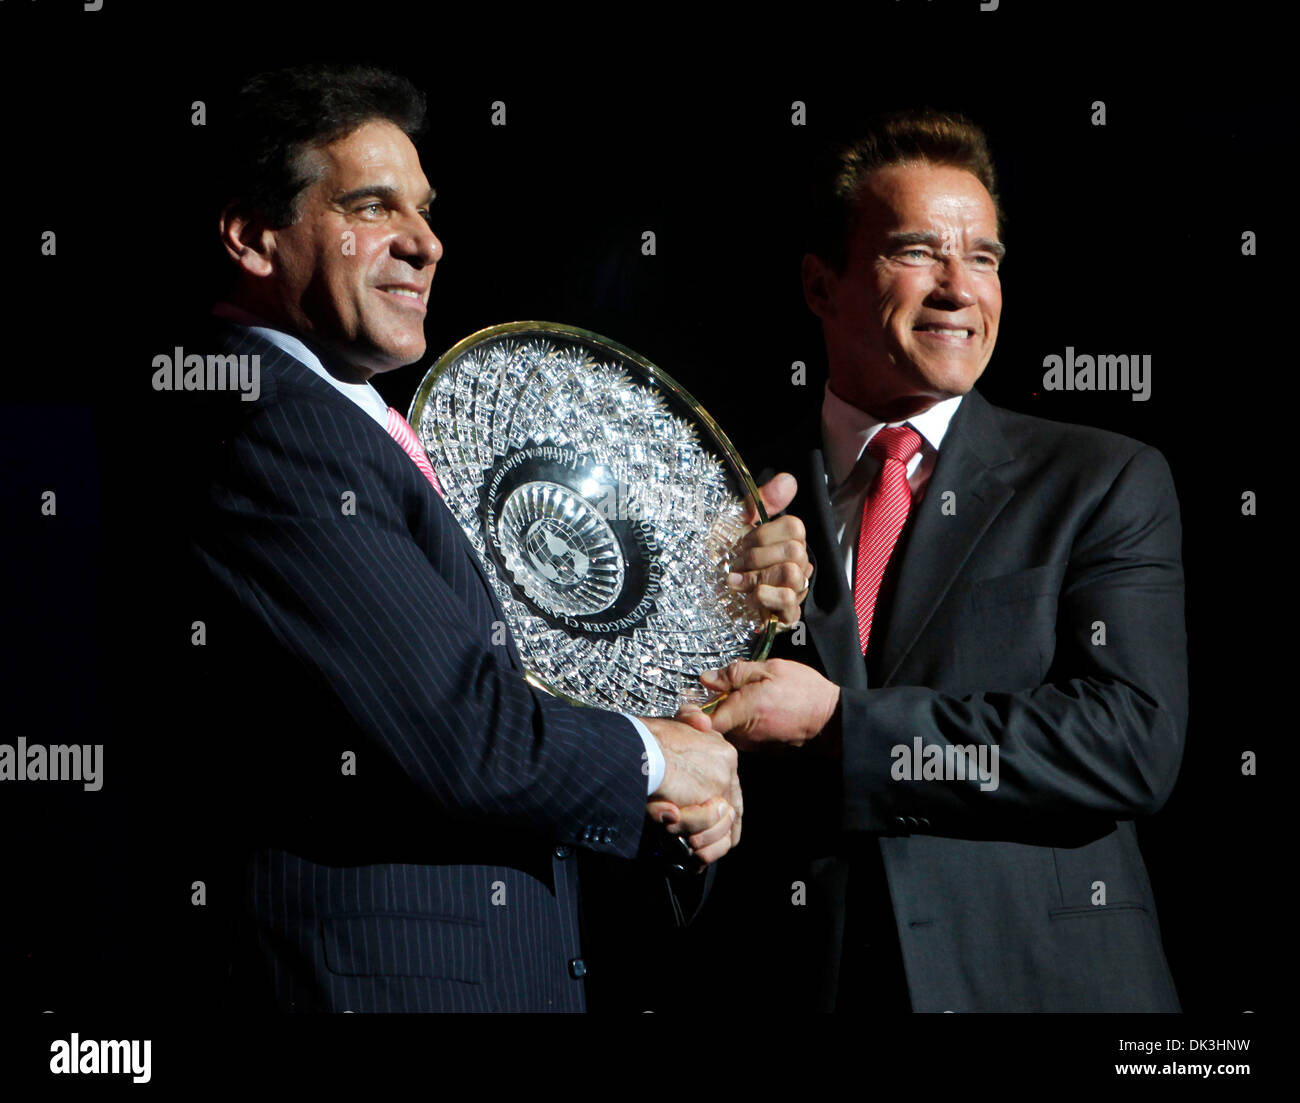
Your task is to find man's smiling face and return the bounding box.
[261,118,442,379]
[804,161,1004,421]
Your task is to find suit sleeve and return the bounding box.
[840,444,1187,842]
[190,391,650,858]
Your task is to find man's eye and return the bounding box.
[972,254,998,267]
[899,249,932,261]
[418,209,433,225]
[358,202,384,216]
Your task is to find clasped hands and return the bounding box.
[641,474,836,867]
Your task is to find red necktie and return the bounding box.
[385,406,445,498]
[853,425,923,655]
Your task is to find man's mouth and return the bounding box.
[377,285,427,311]
[914,324,973,338]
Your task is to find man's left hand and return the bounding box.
[728,473,814,627]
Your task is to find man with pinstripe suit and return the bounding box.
[178,65,812,1012]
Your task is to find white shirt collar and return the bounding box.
[211,303,391,428]
[820,383,963,489]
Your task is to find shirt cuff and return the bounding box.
[623,713,666,796]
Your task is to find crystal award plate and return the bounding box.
[408,321,776,716]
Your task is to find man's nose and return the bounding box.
[930,256,976,307]
[395,214,443,267]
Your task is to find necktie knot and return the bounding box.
[867,424,923,466]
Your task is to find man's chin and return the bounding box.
[354,336,429,374]
[367,354,425,375]
[305,335,426,383]
[918,360,987,398]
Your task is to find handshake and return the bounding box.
[641,658,842,866]
[638,474,842,868]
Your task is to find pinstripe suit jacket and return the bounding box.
[183,321,652,1012]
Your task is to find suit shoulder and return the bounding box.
[980,399,1169,477]
[175,369,349,466]
[182,326,375,448]
[184,356,395,502]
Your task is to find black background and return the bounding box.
[0,0,1283,1080]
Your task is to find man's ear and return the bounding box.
[219,202,275,278]
[802,252,836,321]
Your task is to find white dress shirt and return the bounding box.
[211,303,666,795]
[820,383,964,588]
[212,302,391,426]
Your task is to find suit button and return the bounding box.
[892,816,907,831]
[554,845,572,859]
[568,958,587,979]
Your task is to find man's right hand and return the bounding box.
[641,716,743,862]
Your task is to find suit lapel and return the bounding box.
[212,321,523,669]
[796,445,871,691]
[873,389,1016,686]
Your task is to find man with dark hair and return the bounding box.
[222,65,430,230]
[685,109,1186,1012]
[174,64,811,1012]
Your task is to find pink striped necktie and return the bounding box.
[385,406,444,498]
[853,425,923,655]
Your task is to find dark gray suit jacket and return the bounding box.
[182,321,655,1012]
[715,386,1186,1012]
